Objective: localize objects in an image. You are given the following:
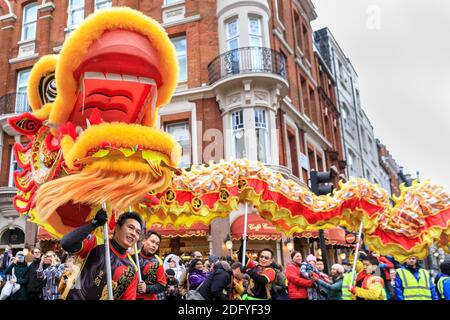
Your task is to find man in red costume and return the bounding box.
[60,209,142,300]
[136,231,166,300]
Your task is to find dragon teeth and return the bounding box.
[83,72,156,84]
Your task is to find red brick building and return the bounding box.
[0,0,349,265]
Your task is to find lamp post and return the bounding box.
[284,238,294,252]
[224,234,233,255]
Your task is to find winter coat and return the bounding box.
[4,263,29,300]
[197,262,232,300]
[27,259,44,297]
[37,264,63,300]
[378,256,394,281]
[1,251,12,271]
[354,272,386,300]
[188,269,209,290]
[285,262,314,300]
[317,275,343,300]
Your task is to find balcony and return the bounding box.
[264,164,308,188]
[208,47,288,88]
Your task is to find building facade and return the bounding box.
[0,0,349,265]
[314,27,390,191]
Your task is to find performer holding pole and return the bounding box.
[349,219,365,293]
[103,203,114,300]
[242,202,249,267]
[60,208,143,300]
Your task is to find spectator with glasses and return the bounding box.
[178,251,203,298]
[242,248,277,300]
[27,246,44,300]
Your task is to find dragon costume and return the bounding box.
[8,7,450,263]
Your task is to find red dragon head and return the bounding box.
[9,8,181,237]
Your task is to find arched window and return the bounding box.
[0,228,25,245]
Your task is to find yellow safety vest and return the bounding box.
[396,268,432,300]
[437,276,449,300]
[341,272,353,300]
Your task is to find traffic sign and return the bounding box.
[346,233,356,244]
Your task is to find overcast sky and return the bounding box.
[311,0,450,191]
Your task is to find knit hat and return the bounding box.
[306,254,317,263]
[165,268,175,276]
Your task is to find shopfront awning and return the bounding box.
[231,214,282,240]
[149,223,209,238]
[37,227,58,241]
[293,227,350,246]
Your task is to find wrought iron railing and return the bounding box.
[0,92,31,115]
[208,47,287,85]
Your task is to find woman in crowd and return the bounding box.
[37,251,63,300]
[187,258,209,290]
[285,251,315,300]
[316,264,345,300]
[3,251,29,300]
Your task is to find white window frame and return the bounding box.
[94,0,112,11]
[165,121,191,168]
[248,16,262,47]
[254,108,269,163]
[16,69,31,113]
[21,3,38,42]
[226,18,239,51]
[171,36,187,82]
[231,110,245,159]
[67,0,85,31]
[8,146,17,187]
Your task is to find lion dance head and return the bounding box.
[9,8,181,237]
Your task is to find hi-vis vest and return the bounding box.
[396,268,432,300]
[341,272,353,300]
[437,276,449,300]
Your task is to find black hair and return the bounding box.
[291,250,301,260]
[165,268,175,276]
[116,211,143,229]
[362,255,379,266]
[188,258,203,273]
[144,230,162,242]
[259,248,274,258]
